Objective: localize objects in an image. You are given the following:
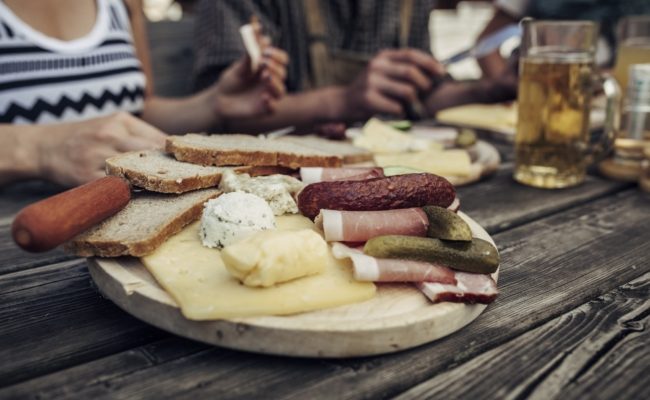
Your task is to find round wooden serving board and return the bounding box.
[88,212,498,358]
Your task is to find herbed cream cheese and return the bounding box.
[218,170,304,216]
[200,192,275,249]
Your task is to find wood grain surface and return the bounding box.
[2,188,647,399]
[85,213,495,357]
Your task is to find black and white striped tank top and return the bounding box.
[0,0,146,124]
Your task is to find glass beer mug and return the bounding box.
[514,20,621,189]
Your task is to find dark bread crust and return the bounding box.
[106,162,233,194]
[165,136,342,168]
[64,191,221,257]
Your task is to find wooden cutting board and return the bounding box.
[88,212,498,358]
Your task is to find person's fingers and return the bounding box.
[374,75,418,103]
[366,91,404,116]
[260,57,287,81]
[260,93,276,114]
[372,58,432,91]
[385,48,445,76]
[114,136,163,153]
[262,46,289,66]
[262,69,286,98]
[120,114,167,148]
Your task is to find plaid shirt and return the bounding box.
[193,0,436,92]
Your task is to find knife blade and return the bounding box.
[441,24,522,66]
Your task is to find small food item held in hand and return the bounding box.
[222,229,328,287]
[239,16,262,72]
[300,167,384,184]
[218,170,304,215]
[421,206,472,241]
[363,235,499,274]
[297,173,456,220]
[200,192,275,249]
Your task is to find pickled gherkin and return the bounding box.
[364,235,499,274]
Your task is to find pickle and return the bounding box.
[422,206,472,241]
[388,120,412,131]
[456,128,477,148]
[364,235,499,274]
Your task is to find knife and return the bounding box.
[441,24,522,65]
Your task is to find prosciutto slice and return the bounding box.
[331,243,456,283]
[316,208,429,242]
[300,167,384,184]
[418,272,498,304]
[332,243,498,304]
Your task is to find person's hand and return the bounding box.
[338,49,445,121]
[36,112,167,186]
[210,33,289,125]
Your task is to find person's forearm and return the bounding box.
[141,89,218,134]
[227,86,349,133]
[425,80,517,115]
[0,124,42,185]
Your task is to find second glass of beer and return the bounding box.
[514,20,620,188]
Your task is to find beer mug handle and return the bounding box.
[586,74,622,164]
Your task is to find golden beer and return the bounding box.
[613,41,650,91]
[514,54,594,188]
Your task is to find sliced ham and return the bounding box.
[447,197,460,213]
[332,242,498,304]
[316,208,429,242]
[331,243,456,283]
[300,167,384,184]
[418,272,498,304]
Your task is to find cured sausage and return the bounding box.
[297,173,456,219]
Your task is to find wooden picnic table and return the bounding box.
[1,147,648,400]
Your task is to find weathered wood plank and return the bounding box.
[457,166,632,234]
[1,338,209,399]
[392,273,650,400]
[0,224,77,275]
[2,190,647,399]
[0,260,167,386]
[0,181,62,223]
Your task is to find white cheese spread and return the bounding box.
[200,192,275,249]
[218,170,304,216]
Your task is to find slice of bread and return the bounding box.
[106,150,247,194]
[166,134,343,169]
[278,135,373,164]
[65,188,220,257]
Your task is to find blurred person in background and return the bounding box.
[0,0,288,187]
[194,0,517,137]
[476,0,650,79]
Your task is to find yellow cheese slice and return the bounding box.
[374,149,472,177]
[142,215,376,320]
[436,103,517,134]
[354,118,443,153]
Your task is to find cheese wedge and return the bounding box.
[142,215,376,320]
[374,149,472,177]
[354,118,442,153]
